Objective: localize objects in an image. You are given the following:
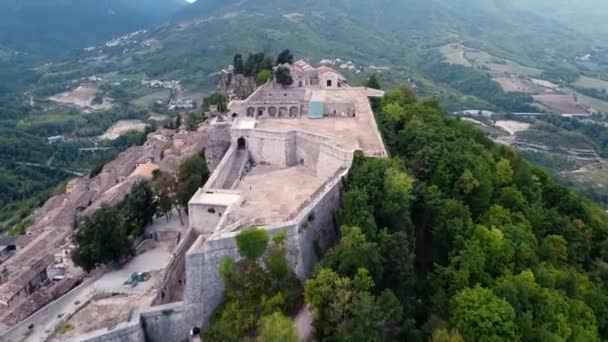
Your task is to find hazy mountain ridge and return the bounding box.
[0,0,188,56]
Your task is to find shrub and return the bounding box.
[236,227,270,261]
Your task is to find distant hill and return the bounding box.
[0,0,188,56]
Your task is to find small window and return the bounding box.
[207,208,216,214]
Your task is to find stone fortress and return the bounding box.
[2,60,386,342]
[183,59,386,334]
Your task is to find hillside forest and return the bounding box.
[204,81,608,341]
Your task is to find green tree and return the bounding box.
[275,66,293,86]
[340,188,378,238]
[539,235,568,264]
[430,328,464,342]
[496,158,514,186]
[72,206,131,272]
[256,69,273,86]
[305,268,402,341]
[456,169,480,196]
[380,167,414,229]
[153,172,177,222]
[257,312,298,342]
[451,286,519,342]
[233,54,244,74]
[121,180,157,236]
[276,49,294,65]
[321,226,382,279]
[379,230,415,303]
[363,74,381,90]
[176,153,209,211]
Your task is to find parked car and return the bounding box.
[123,273,138,288]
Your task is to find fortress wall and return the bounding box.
[246,130,294,167]
[152,229,198,306]
[252,87,306,101]
[285,133,298,166]
[205,121,232,172]
[205,144,237,190]
[293,170,344,278]
[316,143,353,179]
[140,302,187,342]
[295,133,321,170]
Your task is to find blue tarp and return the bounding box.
[308,101,324,119]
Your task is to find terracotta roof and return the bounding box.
[292,60,315,72]
[317,65,341,75]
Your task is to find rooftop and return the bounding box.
[256,88,386,156]
[235,165,325,223]
[190,191,242,207]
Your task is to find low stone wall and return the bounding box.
[140,302,187,342]
[324,101,356,116]
[79,321,144,342]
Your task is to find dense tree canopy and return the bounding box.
[303,84,608,341]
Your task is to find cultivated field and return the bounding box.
[440,44,471,66]
[495,120,531,135]
[494,77,539,93]
[572,90,608,113]
[574,76,608,91]
[464,50,542,77]
[531,78,559,89]
[100,120,147,140]
[132,89,171,107]
[49,84,113,110]
[533,94,582,113]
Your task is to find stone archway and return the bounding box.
[278,107,288,118]
[257,107,266,117]
[289,106,299,118]
[268,106,277,117]
[237,137,247,150]
[246,107,255,117]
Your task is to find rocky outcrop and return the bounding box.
[217,70,257,100]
